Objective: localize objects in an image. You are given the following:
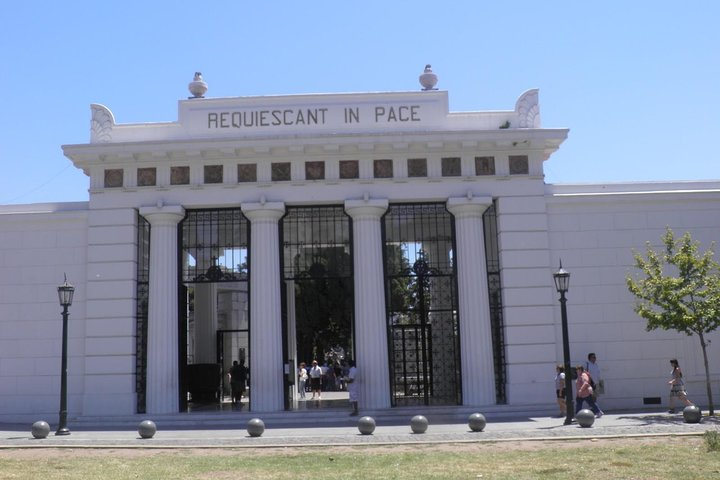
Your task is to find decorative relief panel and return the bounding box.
[305,161,325,180]
[204,165,223,183]
[271,162,291,181]
[441,157,461,177]
[374,159,393,178]
[104,168,123,188]
[407,158,427,177]
[515,89,540,128]
[90,104,115,143]
[171,166,190,185]
[339,160,359,179]
[509,155,529,175]
[475,156,495,176]
[137,167,157,187]
[238,163,257,183]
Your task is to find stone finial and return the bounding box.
[419,64,438,91]
[188,72,208,99]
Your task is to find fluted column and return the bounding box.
[446,196,496,406]
[345,198,390,410]
[139,205,185,414]
[242,202,285,412]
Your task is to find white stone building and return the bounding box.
[1,71,718,422]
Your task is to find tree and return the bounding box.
[626,227,719,415]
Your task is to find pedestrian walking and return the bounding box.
[554,364,566,417]
[346,359,359,416]
[667,358,694,413]
[575,365,603,418]
[585,352,604,400]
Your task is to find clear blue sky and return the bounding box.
[2,2,719,205]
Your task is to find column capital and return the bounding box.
[446,196,493,218]
[344,198,388,219]
[139,205,185,225]
[241,202,285,222]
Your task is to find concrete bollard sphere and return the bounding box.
[247,418,265,437]
[410,415,428,434]
[683,405,702,423]
[468,413,486,432]
[575,409,595,428]
[138,420,157,439]
[31,421,50,439]
[357,416,376,435]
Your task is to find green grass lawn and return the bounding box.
[1,436,719,479]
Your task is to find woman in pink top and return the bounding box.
[575,365,603,418]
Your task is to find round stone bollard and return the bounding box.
[31,421,50,439]
[247,418,265,437]
[138,420,157,439]
[410,415,428,434]
[575,409,595,428]
[683,405,702,423]
[357,416,376,435]
[468,413,486,432]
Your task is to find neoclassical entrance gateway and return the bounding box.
[94,83,553,417]
[135,202,503,413]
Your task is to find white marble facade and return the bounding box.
[0,85,718,422]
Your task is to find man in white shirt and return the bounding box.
[309,360,323,400]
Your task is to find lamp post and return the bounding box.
[552,262,574,426]
[56,276,75,436]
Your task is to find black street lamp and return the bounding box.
[552,262,574,426]
[56,275,75,436]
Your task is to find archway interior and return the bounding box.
[282,206,354,409]
[180,209,250,411]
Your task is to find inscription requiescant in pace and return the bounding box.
[207,105,422,129]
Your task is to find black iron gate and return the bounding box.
[383,204,461,406]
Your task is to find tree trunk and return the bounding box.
[699,332,715,415]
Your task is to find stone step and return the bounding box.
[71,404,555,430]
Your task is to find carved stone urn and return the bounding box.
[188,72,208,98]
[419,64,438,90]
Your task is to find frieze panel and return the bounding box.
[171,166,190,185]
[475,156,495,176]
[407,158,427,177]
[305,161,325,181]
[137,167,156,187]
[441,157,461,177]
[204,165,223,183]
[104,168,123,188]
[374,159,393,178]
[238,164,257,183]
[271,162,291,181]
[339,160,359,179]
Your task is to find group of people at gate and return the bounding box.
[297,359,359,415]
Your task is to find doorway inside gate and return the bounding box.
[179,208,250,412]
[281,206,354,410]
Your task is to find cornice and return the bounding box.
[63,128,568,167]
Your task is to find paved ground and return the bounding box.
[1,410,718,449]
